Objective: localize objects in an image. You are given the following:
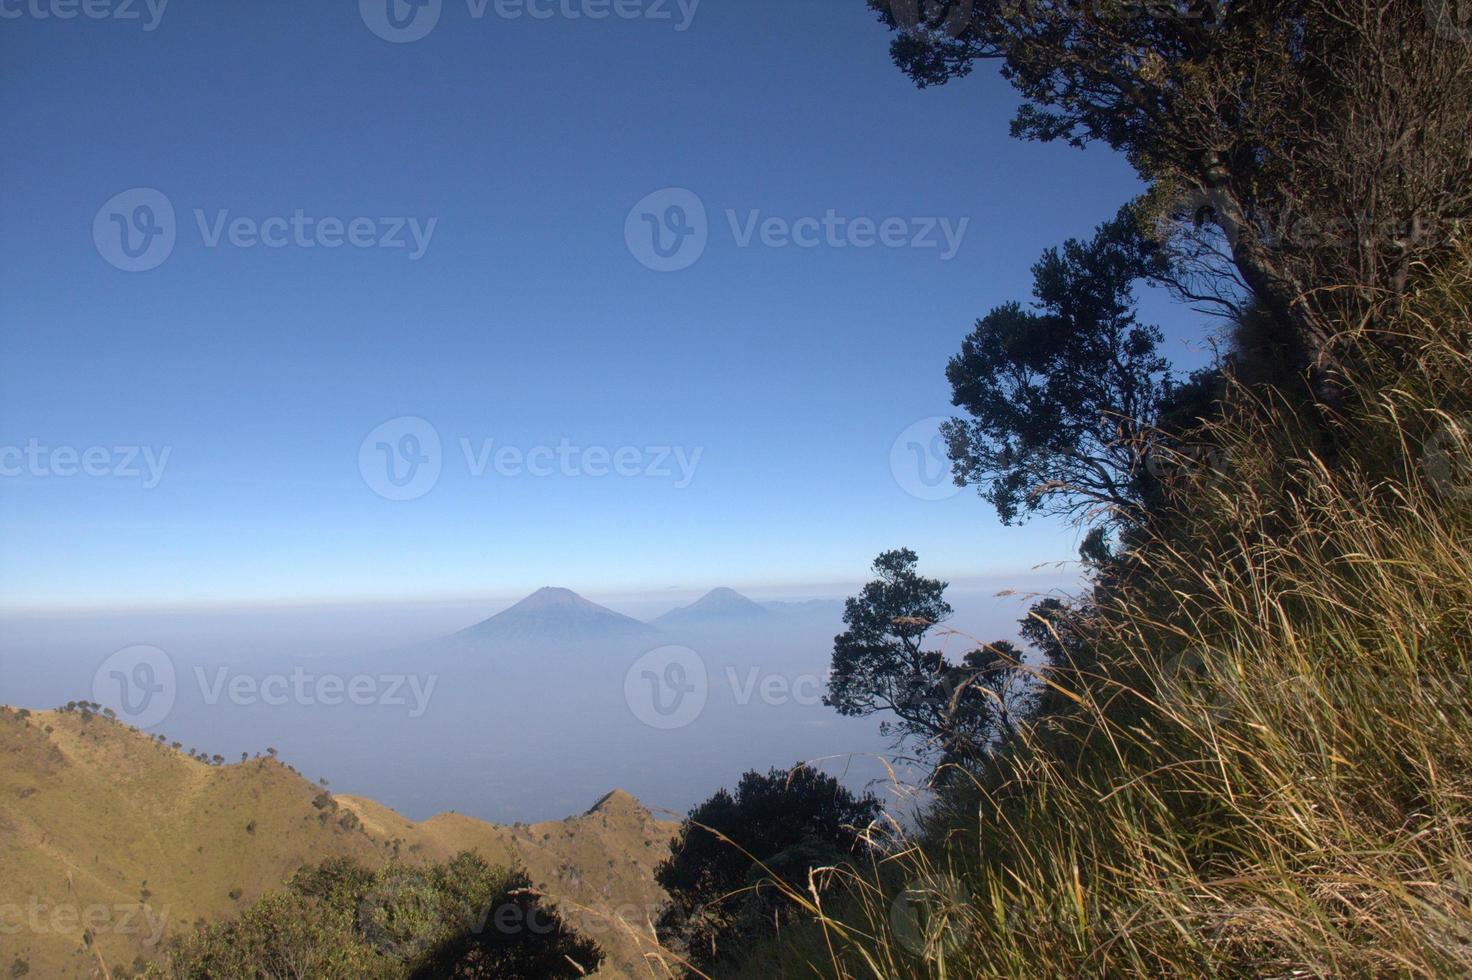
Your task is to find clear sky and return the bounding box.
[0,0,1212,611]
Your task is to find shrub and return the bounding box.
[655,765,881,972]
[143,853,600,980]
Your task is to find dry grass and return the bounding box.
[715,251,1472,977]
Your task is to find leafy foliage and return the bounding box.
[941,209,1175,524]
[142,853,600,980]
[825,549,1031,767]
[870,0,1472,397]
[655,766,881,971]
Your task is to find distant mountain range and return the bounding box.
[423,586,843,654]
[760,597,847,618]
[448,586,660,645]
[654,586,777,627]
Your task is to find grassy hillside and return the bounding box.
[0,707,676,979]
[725,253,1472,976]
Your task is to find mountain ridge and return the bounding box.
[653,587,777,627]
[443,586,662,648]
[0,704,676,978]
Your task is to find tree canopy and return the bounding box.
[870,0,1472,395]
[826,549,1031,768]
[655,765,882,971]
[942,209,1174,524]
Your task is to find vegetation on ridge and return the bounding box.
[636,2,1472,975]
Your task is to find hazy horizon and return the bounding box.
[0,574,1076,822]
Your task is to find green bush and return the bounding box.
[142,852,600,979]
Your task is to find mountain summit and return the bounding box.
[450,587,660,646]
[654,587,776,627]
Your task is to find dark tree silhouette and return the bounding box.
[941,210,1174,525]
[655,765,881,971]
[867,0,1472,398]
[825,549,1028,765]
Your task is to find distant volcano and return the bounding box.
[448,587,660,646]
[654,587,777,628]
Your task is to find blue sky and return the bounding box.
[0,0,1213,610]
